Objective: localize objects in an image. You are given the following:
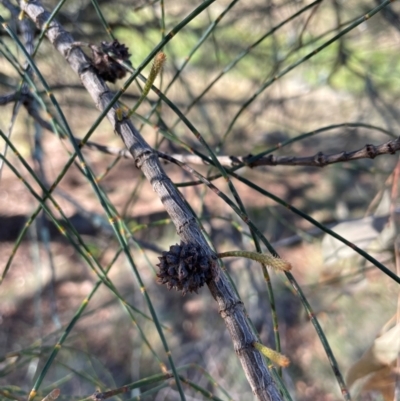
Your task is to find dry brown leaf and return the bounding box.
[363,366,398,401]
[347,322,400,398]
[40,389,60,401]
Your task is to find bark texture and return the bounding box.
[19,1,282,399]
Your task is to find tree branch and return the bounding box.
[19,1,282,400]
[244,137,400,167]
[0,92,19,105]
[76,136,400,169]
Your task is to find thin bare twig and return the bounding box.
[0,92,19,105]
[76,135,400,169]
[244,137,400,168]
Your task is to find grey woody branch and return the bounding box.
[3,91,56,131]
[242,137,400,168]
[160,137,400,168]
[0,92,19,105]
[19,1,282,400]
[70,136,400,169]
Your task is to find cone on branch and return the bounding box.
[89,40,131,83]
[156,242,217,295]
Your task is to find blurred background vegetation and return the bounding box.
[1,0,400,400]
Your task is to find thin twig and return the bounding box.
[0,92,19,105]
[244,137,400,168]
[71,135,400,169]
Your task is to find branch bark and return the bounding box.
[243,138,400,167]
[76,136,400,168]
[19,1,282,400]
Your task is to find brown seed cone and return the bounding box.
[156,242,216,295]
[90,40,131,83]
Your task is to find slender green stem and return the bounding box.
[221,0,393,143]
[90,0,115,40]
[164,0,240,94]
[231,171,400,286]
[176,0,323,120]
